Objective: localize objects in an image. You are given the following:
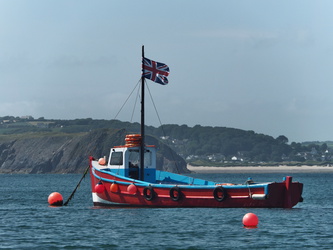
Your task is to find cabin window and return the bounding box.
[129,150,140,166]
[110,152,123,165]
[128,149,152,167]
[144,150,152,166]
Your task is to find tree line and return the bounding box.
[0,117,331,164]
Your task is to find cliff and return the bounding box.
[0,129,188,174]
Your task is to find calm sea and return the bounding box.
[1,172,332,249]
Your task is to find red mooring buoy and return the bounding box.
[242,213,259,228]
[48,192,63,206]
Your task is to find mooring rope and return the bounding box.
[63,165,90,206]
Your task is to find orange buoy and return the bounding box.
[48,192,63,206]
[98,157,106,165]
[110,183,119,193]
[242,213,259,228]
[127,184,137,195]
[94,182,105,193]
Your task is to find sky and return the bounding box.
[1,0,333,143]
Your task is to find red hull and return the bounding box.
[90,159,303,208]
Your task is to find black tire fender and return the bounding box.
[143,186,155,201]
[169,186,182,201]
[213,186,227,202]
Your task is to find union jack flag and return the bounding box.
[142,57,170,85]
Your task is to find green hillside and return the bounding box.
[1,116,332,166]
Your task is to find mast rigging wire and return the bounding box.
[113,80,141,121]
[146,83,181,174]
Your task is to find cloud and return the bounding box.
[0,101,41,117]
[193,28,279,40]
[192,27,316,50]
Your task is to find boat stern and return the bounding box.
[283,176,303,208]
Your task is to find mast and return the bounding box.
[140,45,145,181]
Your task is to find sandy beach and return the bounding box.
[187,164,333,173]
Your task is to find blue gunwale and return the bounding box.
[92,165,270,194]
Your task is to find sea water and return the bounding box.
[0,172,332,249]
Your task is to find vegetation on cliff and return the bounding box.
[0,116,332,172]
[0,124,187,174]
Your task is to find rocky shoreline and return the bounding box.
[0,129,187,174]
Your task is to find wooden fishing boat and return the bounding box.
[89,47,303,208]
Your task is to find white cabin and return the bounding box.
[107,145,157,183]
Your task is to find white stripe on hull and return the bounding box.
[92,193,130,206]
